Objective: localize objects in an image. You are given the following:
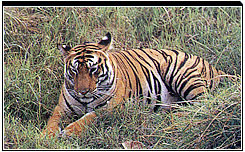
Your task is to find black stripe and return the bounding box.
[175,57,201,93]
[98,74,109,85]
[179,52,189,68]
[73,47,86,52]
[145,49,173,95]
[161,51,172,81]
[74,55,84,60]
[174,72,184,92]
[200,59,207,77]
[94,101,108,110]
[66,70,74,80]
[155,49,169,63]
[151,71,162,101]
[209,64,214,89]
[73,45,85,49]
[133,49,152,68]
[146,91,151,104]
[167,52,178,93]
[68,91,89,113]
[191,92,205,100]
[63,91,79,117]
[112,53,132,90]
[178,73,201,98]
[75,51,83,56]
[127,50,164,101]
[176,69,198,93]
[99,58,110,83]
[191,56,201,68]
[120,53,142,95]
[84,55,94,58]
[126,50,165,98]
[94,96,113,110]
[170,52,190,90]
[173,52,190,89]
[121,51,139,72]
[140,49,162,74]
[184,82,205,100]
[84,50,95,54]
[134,70,143,96]
[123,50,156,97]
[84,44,98,48]
[174,52,190,88]
[141,66,152,92]
[171,49,179,55]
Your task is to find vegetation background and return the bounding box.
[4,7,241,149]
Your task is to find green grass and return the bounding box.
[4,7,241,149]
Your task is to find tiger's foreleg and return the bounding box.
[42,105,64,138]
[61,111,97,137]
[41,91,66,138]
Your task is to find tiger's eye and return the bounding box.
[90,67,97,73]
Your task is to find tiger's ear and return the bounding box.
[58,44,72,57]
[98,32,113,52]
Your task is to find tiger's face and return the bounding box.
[58,33,114,100]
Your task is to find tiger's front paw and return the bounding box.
[41,126,61,139]
[60,122,84,138]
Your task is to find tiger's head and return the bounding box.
[58,33,114,100]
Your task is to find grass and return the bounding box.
[3,7,241,149]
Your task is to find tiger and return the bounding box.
[42,32,226,138]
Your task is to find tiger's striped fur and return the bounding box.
[42,32,225,138]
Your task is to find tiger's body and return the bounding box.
[42,32,225,138]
